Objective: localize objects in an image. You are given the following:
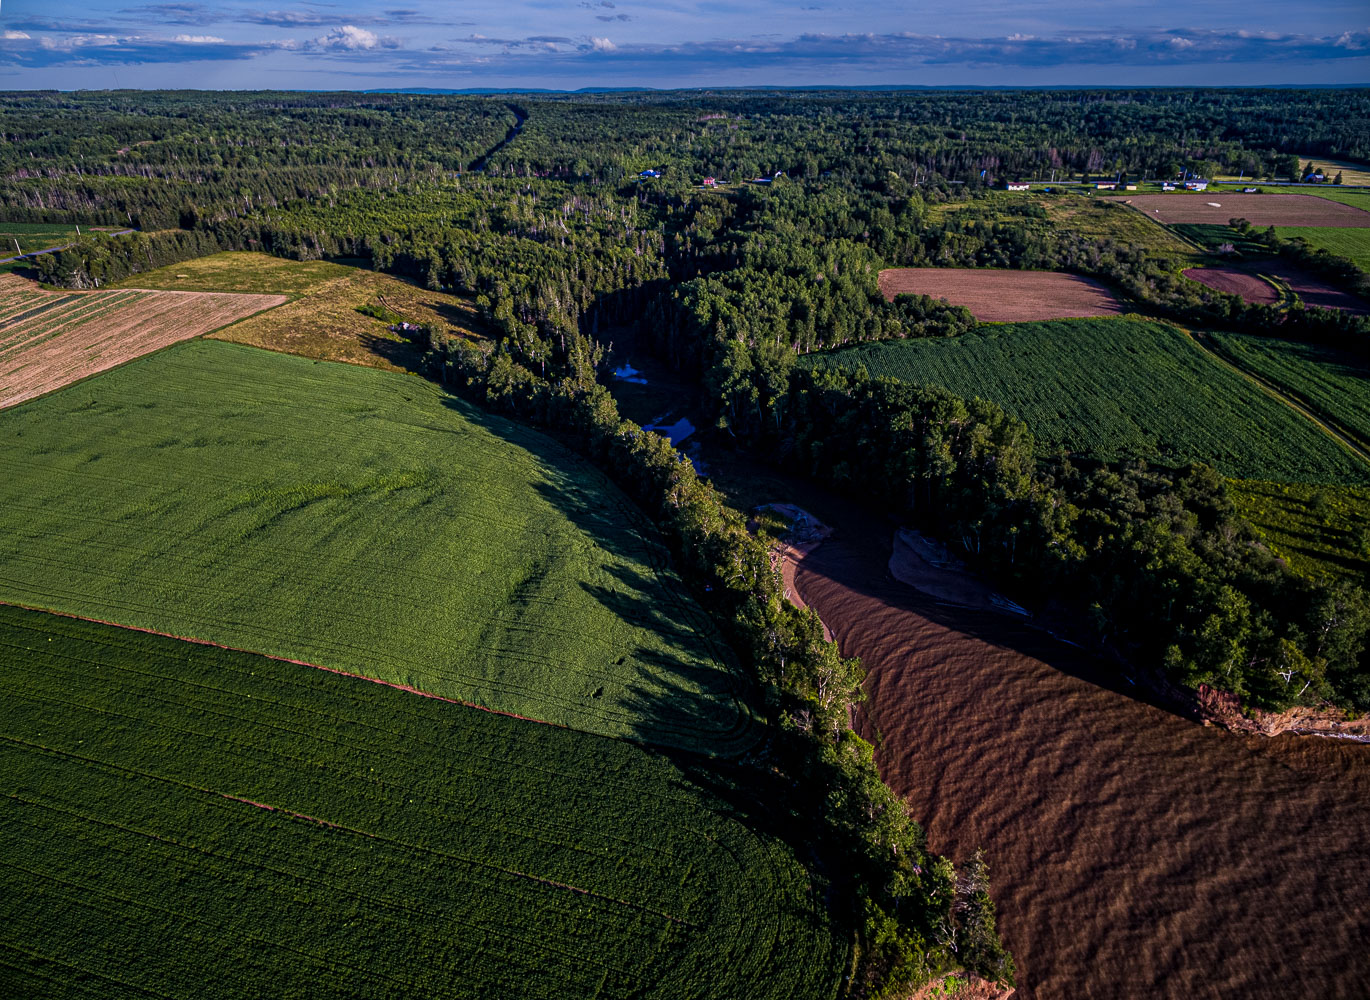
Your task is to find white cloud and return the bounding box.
[3,31,32,41]
[171,34,226,44]
[590,36,616,51]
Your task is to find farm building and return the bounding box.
[1095,182,1117,190]
[1005,182,1030,192]
[1184,180,1209,191]
[701,177,717,187]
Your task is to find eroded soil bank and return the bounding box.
[792,516,1370,1000]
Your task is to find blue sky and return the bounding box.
[0,1,1366,90]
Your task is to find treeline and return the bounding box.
[724,365,1370,713]
[419,330,1014,996]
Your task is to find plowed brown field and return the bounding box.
[1182,263,1369,314]
[877,268,1123,322]
[1128,193,1370,227]
[1181,267,1280,305]
[0,274,284,408]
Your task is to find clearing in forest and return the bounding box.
[0,605,844,1000]
[1227,479,1370,584]
[1126,193,1370,227]
[0,273,284,409]
[876,268,1123,322]
[0,339,751,752]
[800,317,1368,484]
[113,251,489,372]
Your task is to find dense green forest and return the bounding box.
[9,86,1370,996]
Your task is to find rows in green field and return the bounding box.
[0,605,843,1000]
[1204,333,1370,452]
[1227,479,1370,583]
[0,339,752,753]
[0,292,153,358]
[1274,227,1370,271]
[800,318,1368,483]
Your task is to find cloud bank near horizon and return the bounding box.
[0,1,1366,88]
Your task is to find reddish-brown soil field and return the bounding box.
[0,274,284,408]
[1182,263,1369,314]
[1182,267,1280,305]
[877,268,1124,322]
[791,515,1370,1000]
[1263,260,1370,315]
[1127,193,1370,227]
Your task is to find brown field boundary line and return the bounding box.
[0,599,576,734]
[0,273,285,409]
[1182,326,1370,468]
[877,267,1124,322]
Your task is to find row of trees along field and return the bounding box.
[423,328,1015,995]
[3,89,1367,230]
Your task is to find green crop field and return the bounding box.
[1274,227,1370,271]
[1168,224,1272,257]
[1204,332,1370,452]
[800,318,1369,483]
[0,221,82,257]
[0,605,843,999]
[1228,480,1370,583]
[0,339,752,752]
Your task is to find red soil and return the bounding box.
[1183,263,1369,314]
[878,269,1124,322]
[1127,193,1370,227]
[1182,267,1279,305]
[1263,260,1370,315]
[0,274,285,408]
[791,517,1370,999]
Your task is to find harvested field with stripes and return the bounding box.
[1126,193,1370,227]
[0,273,284,408]
[876,268,1123,322]
[0,605,845,1000]
[0,339,752,752]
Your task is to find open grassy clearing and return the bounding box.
[1228,480,1370,583]
[0,273,285,409]
[800,317,1368,483]
[0,339,750,751]
[0,605,843,1000]
[1274,227,1370,272]
[113,251,489,373]
[1169,224,1271,257]
[1043,196,1199,257]
[1294,155,1370,186]
[1203,332,1370,451]
[877,268,1123,322]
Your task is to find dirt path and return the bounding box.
[1180,325,1370,466]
